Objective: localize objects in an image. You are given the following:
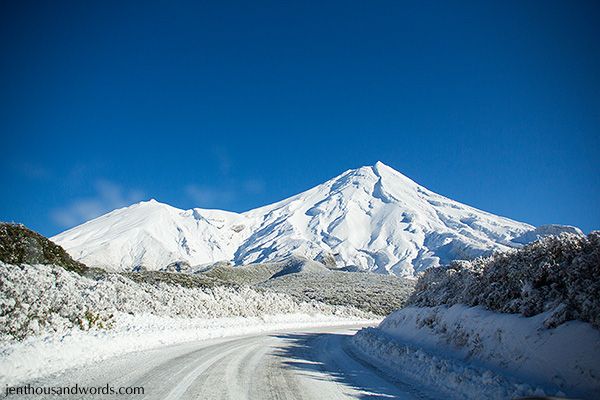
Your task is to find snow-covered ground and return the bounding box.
[349,233,600,399]
[2,226,597,397]
[7,325,425,400]
[0,261,376,386]
[350,305,600,399]
[0,312,374,387]
[52,162,579,276]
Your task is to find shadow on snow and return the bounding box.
[269,332,424,400]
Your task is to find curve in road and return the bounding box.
[19,325,426,400]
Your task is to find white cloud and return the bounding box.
[185,178,265,209]
[51,180,145,229]
[185,184,234,208]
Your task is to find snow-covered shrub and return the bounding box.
[199,257,415,315]
[408,232,600,328]
[259,270,415,315]
[0,262,373,342]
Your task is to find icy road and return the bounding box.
[22,325,422,400]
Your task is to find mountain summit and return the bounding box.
[51,163,580,276]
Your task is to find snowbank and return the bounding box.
[350,305,600,399]
[349,232,600,399]
[1,312,372,386]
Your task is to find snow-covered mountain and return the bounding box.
[51,162,581,276]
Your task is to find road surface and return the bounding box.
[19,325,425,400]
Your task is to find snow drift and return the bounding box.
[351,306,600,399]
[51,162,581,276]
[350,233,600,399]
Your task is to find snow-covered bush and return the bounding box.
[199,257,415,315]
[0,262,373,342]
[408,232,600,328]
[259,270,415,315]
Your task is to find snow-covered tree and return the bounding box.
[409,232,600,328]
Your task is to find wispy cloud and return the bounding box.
[184,146,264,209]
[185,184,234,207]
[51,180,145,229]
[185,178,265,209]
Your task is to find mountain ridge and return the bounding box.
[51,162,582,276]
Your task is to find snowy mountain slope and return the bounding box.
[235,162,538,275]
[51,200,253,271]
[52,162,580,275]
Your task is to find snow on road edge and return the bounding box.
[350,327,548,400]
[0,312,376,386]
[349,305,600,400]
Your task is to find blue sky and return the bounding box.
[1,1,599,236]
